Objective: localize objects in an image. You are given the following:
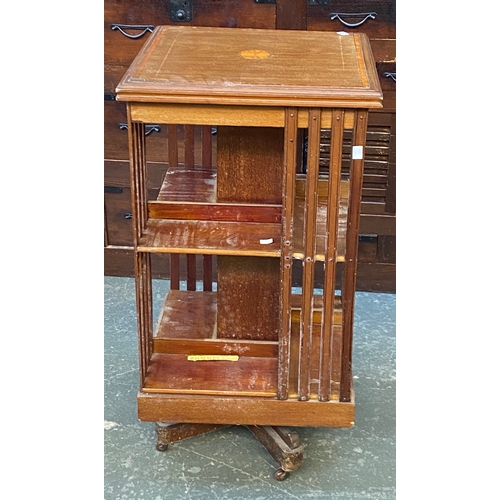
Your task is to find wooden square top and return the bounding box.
[116,26,382,108]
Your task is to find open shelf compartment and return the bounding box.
[139,166,349,261]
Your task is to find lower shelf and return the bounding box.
[143,353,278,397]
[145,289,343,399]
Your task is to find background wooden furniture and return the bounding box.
[104,0,396,292]
[116,25,382,479]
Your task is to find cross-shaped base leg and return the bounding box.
[155,422,304,481]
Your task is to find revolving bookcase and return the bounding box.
[116,25,382,480]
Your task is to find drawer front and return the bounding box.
[307,0,395,39]
[104,159,166,247]
[104,100,168,161]
[104,0,277,92]
[104,185,134,246]
[376,61,396,91]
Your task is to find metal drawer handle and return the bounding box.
[110,24,154,39]
[118,123,161,136]
[383,72,396,82]
[329,12,377,27]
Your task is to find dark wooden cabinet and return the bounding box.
[104,0,396,292]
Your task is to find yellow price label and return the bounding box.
[187,355,239,362]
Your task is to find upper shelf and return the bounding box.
[116,26,383,109]
[137,167,348,261]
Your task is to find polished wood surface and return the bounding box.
[116,26,382,108]
[138,392,355,428]
[118,25,382,430]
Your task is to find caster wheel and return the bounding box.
[274,468,290,481]
[156,443,169,452]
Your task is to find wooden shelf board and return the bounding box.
[155,290,217,340]
[143,353,278,397]
[138,219,282,256]
[146,169,349,261]
[157,167,216,203]
[153,290,279,357]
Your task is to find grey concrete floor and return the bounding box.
[104,276,395,499]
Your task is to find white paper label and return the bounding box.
[260,238,274,245]
[352,146,363,159]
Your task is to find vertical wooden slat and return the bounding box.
[170,254,180,290]
[278,107,298,400]
[127,112,152,387]
[187,254,197,290]
[167,124,180,290]
[167,125,178,168]
[202,125,213,292]
[184,125,195,168]
[184,125,196,290]
[319,109,344,401]
[203,255,212,292]
[340,110,369,402]
[298,108,321,401]
[201,125,212,168]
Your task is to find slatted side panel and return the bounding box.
[166,125,215,292]
[320,122,392,210]
[278,108,298,400]
[313,112,396,293]
[128,117,153,386]
[297,108,321,401]
[318,108,344,402]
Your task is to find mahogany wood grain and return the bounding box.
[157,167,216,203]
[319,109,344,401]
[278,108,298,400]
[129,103,357,129]
[155,290,217,339]
[216,125,283,341]
[298,109,321,401]
[143,353,278,397]
[170,253,180,290]
[148,202,282,223]
[116,27,382,109]
[291,197,348,262]
[203,255,212,292]
[166,124,180,289]
[186,254,196,290]
[116,25,383,428]
[127,118,154,385]
[288,321,343,401]
[138,219,282,256]
[217,256,281,341]
[183,125,195,168]
[153,338,278,358]
[138,392,355,428]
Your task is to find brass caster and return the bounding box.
[274,468,290,481]
[156,443,169,452]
